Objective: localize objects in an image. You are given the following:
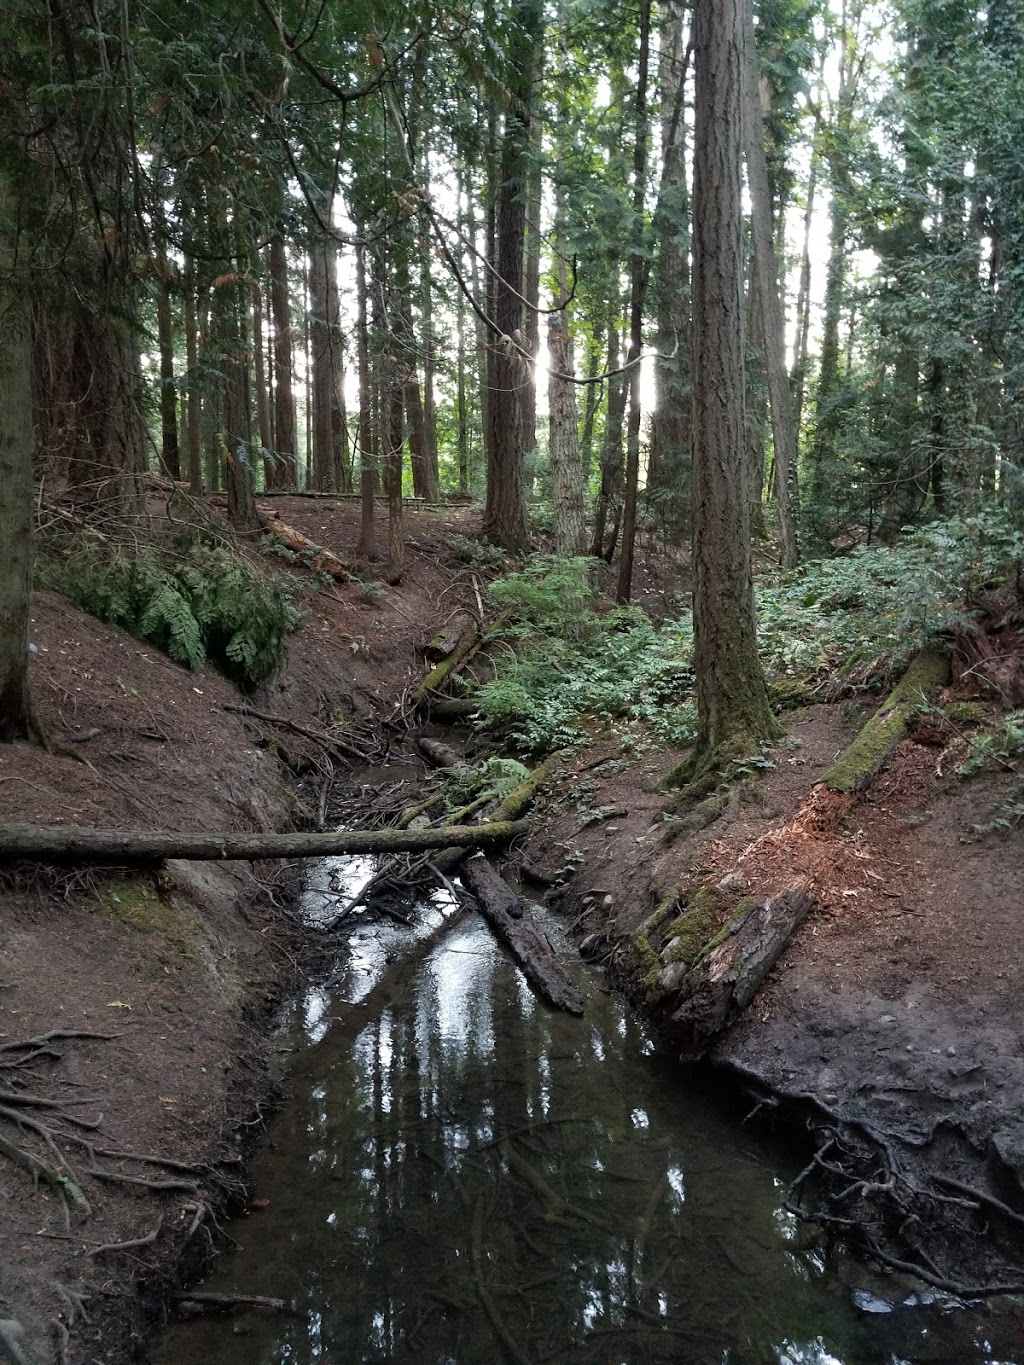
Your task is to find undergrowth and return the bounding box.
[54,532,300,688]
[471,514,1023,757]
[959,709,1024,834]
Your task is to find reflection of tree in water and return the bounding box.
[153,911,1023,1365]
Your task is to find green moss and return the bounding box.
[823,647,949,793]
[769,678,813,711]
[634,932,661,988]
[944,701,982,726]
[693,895,759,965]
[659,886,724,970]
[97,878,200,956]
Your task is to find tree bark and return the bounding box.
[269,233,297,488]
[741,0,798,568]
[252,280,272,467]
[686,0,778,774]
[383,347,405,583]
[155,257,180,480]
[482,0,542,553]
[590,321,627,558]
[547,185,587,556]
[182,242,203,495]
[648,0,692,544]
[0,173,40,742]
[0,820,532,867]
[616,0,652,605]
[354,240,377,560]
[669,888,812,1055]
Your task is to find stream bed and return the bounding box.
[154,855,1022,1365]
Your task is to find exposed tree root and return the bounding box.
[88,1214,164,1258]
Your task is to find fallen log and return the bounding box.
[0,819,531,868]
[462,856,584,1015]
[410,623,479,705]
[822,648,949,793]
[668,887,813,1057]
[417,737,472,773]
[424,697,479,722]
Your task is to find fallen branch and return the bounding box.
[223,703,368,764]
[171,1290,298,1314]
[0,819,532,867]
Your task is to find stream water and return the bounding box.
[154,855,1022,1365]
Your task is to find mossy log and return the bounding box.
[462,856,584,1014]
[0,820,531,868]
[429,756,557,876]
[821,648,950,794]
[410,624,480,705]
[422,611,477,661]
[668,886,813,1057]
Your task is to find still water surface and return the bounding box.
[154,859,1022,1365]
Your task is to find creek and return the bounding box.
[154,851,1021,1365]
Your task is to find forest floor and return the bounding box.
[1,497,1022,1363]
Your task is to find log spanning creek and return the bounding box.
[155,853,1020,1365]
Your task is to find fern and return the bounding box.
[64,537,299,688]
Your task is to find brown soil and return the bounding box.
[3,500,1022,1362]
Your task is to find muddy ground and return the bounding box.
[1,497,1022,1363]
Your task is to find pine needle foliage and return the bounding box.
[63,535,300,688]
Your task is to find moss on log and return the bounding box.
[429,756,558,876]
[0,819,532,868]
[822,648,950,793]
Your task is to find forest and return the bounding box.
[1,0,1024,1363]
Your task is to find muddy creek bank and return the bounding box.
[153,855,1021,1365]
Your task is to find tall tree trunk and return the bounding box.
[0,174,40,742]
[269,233,296,488]
[252,280,272,465]
[741,0,798,568]
[547,195,587,557]
[578,327,604,486]
[155,257,180,480]
[686,0,777,776]
[790,144,818,437]
[223,271,257,529]
[590,320,627,558]
[355,240,376,560]
[617,0,653,604]
[183,244,203,494]
[309,233,345,493]
[482,0,541,552]
[649,0,692,545]
[521,92,544,483]
[384,348,405,584]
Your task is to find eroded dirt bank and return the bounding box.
[519,699,1024,1292]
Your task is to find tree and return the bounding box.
[672,0,778,788]
[482,0,542,553]
[0,173,40,743]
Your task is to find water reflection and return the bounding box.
[156,890,1023,1365]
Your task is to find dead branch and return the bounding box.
[170,1290,298,1313]
[223,703,368,764]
